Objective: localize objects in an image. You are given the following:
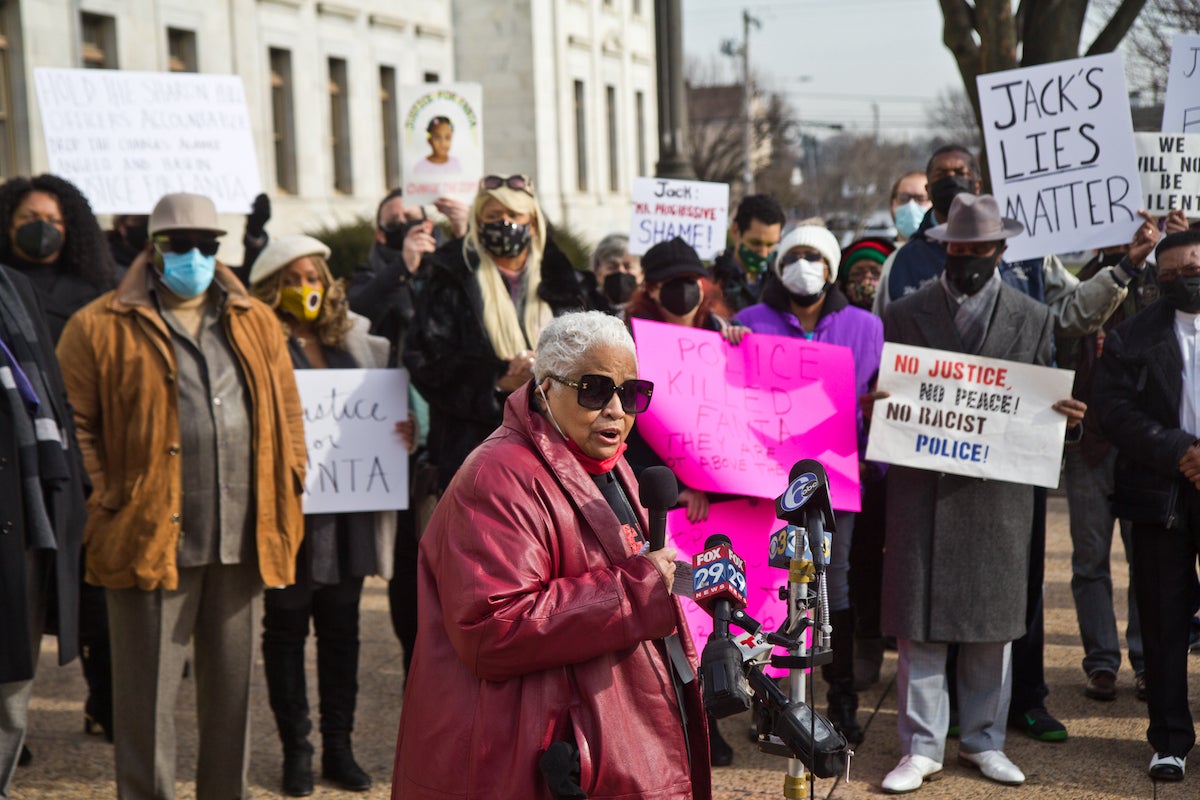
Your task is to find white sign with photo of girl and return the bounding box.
[399,83,484,205]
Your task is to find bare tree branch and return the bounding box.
[1087,0,1151,55]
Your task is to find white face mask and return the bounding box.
[781,258,828,296]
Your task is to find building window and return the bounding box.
[328,57,353,194]
[423,71,439,83]
[606,85,619,192]
[0,8,16,178]
[635,90,647,177]
[167,28,197,73]
[269,48,298,194]
[574,80,588,192]
[380,65,399,191]
[80,13,117,69]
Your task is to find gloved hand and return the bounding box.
[246,193,271,239]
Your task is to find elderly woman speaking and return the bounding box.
[391,311,711,799]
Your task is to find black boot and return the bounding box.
[263,615,314,797]
[824,608,865,746]
[79,582,114,741]
[322,736,372,792]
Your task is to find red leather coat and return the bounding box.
[391,384,711,800]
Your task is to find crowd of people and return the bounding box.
[2,139,1200,800]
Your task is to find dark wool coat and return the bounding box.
[402,235,594,489]
[0,265,89,682]
[880,280,1053,643]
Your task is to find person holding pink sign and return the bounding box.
[734,223,883,747]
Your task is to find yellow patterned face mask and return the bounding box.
[280,285,323,322]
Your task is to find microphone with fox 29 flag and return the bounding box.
[694,534,753,718]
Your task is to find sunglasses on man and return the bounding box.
[154,234,221,257]
[548,374,654,414]
[480,174,535,196]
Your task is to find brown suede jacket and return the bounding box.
[56,254,307,591]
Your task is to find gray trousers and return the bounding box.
[896,638,1011,761]
[1063,447,1143,676]
[0,552,48,799]
[107,562,261,800]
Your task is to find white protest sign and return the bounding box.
[1135,133,1200,217]
[295,369,409,514]
[977,53,1141,262]
[1163,33,1200,133]
[400,83,483,205]
[33,68,261,213]
[865,343,1074,489]
[629,177,729,260]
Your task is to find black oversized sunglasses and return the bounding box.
[480,174,535,195]
[154,234,220,256]
[548,374,654,414]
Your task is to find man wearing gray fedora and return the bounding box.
[875,193,1084,793]
[57,192,307,800]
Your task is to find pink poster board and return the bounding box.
[667,497,798,668]
[632,318,860,512]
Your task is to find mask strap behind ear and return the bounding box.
[538,383,568,441]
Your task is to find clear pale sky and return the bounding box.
[683,0,975,140]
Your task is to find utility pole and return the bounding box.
[654,0,695,179]
[741,9,760,195]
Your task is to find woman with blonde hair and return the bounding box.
[248,235,404,796]
[404,174,595,490]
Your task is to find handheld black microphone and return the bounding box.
[695,534,753,717]
[637,466,678,551]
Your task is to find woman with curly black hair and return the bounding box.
[0,174,117,745]
[0,174,117,342]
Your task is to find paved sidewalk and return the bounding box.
[13,495,1200,799]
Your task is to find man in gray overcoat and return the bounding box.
[875,194,1084,793]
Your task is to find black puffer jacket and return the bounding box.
[710,246,763,313]
[403,236,594,489]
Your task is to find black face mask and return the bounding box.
[382,219,422,251]
[930,175,975,217]
[602,272,638,305]
[14,220,63,261]
[1162,275,1200,313]
[659,276,702,316]
[479,220,531,258]
[944,251,1000,296]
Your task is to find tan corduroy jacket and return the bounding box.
[57,254,307,591]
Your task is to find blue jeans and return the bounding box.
[1064,446,1143,676]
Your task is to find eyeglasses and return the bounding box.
[548,374,654,414]
[154,234,220,256]
[894,192,928,204]
[779,251,826,267]
[480,174,535,196]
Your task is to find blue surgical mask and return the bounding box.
[161,249,216,298]
[894,200,927,239]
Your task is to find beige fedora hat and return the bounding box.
[926,193,1023,243]
[148,192,226,236]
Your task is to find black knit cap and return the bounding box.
[640,236,706,284]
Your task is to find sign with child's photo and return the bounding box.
[399,83,483,205]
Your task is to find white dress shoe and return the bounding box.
[882,754,944,794]
[958,749,1025,785]
[1149,753,1185,781]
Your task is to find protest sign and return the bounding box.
[294,369,409,514]
[400,83,483,205]
[1163,33,1200,133]
[33,68,261,213]
[1135,133,1200,216]
[977,53,1141,262]
[629,177,729,260]
[632,318,860,511]
[865,343,1074,488]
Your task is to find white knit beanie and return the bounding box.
[776,225,841,274]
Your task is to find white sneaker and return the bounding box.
[958,749,1025,785]
[882,754,943,794]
